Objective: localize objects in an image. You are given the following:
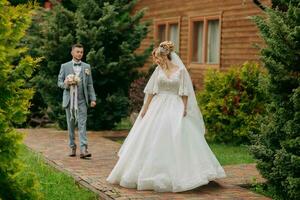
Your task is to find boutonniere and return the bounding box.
[85,68,90,75]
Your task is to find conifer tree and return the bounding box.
[30,0,151,129]
[251,1,300,199]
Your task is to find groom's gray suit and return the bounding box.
[57,61,96,151]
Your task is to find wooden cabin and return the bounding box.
[133,0,270,89]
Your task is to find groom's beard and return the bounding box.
[73,57,82,62]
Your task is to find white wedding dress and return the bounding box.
[107,53,226,192]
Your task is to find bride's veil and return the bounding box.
[170,52,206,135]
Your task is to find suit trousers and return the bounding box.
[65,99,88,151]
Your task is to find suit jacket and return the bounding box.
[57,61,96,108]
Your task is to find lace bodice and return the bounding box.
[144,66,189,96]
[157,67,181,94]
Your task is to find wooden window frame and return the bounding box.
[154,17,181,52]
[188,14,222,70]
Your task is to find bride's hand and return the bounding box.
[183,108,187,117]
[141,108,148,118]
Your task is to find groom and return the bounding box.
[58,43,96,159]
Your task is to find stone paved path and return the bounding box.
[20,128,270,200]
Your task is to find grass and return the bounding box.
[113,117,132,130]
[243,183,275,199]
[114,138,254,166]
[208,143,254,165]
[20,145,98,200]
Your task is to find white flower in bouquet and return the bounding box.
[66,74,80,85]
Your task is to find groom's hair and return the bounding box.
[72,43,84,50]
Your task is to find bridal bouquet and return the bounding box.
[66,74,81,121]
[66,74,80,85]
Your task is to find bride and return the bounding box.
[107,41,226,192]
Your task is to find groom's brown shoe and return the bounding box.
[69,146,76,157]
[80,146,91,159]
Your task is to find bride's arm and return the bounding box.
[182,96,188,117]
[141,94,154,117]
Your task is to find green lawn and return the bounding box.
[20,145,98,200]
[114,138,254,166]
[208,143,254,165]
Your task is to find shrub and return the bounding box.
[129,77,148,113]
[0,1,41,199]
[128,65,156,113]
[197,62,268,144]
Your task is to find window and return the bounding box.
[157,24,166,43]
[207,20,220,64]
[155,18,180,52]
[169,23,179,52]
[189,15,221,67]
[192,21,204,63]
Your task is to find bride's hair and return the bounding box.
[153,41,175,60]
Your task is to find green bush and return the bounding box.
[250,1,300,199]
[0,1,41,199]
[27,0,152,130]
[197,62,268,144]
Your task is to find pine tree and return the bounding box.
[0,0,41,199]
[29,2,77,129]
[250,1,300,199]
[30,0,151,129]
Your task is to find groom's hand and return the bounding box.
[90,101,96,108]
[64,78,71,85]
[63,79,71,89]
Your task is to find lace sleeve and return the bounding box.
[143,67,159,95]
[179,68,190,96]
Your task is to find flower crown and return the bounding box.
[158,41,175,55]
